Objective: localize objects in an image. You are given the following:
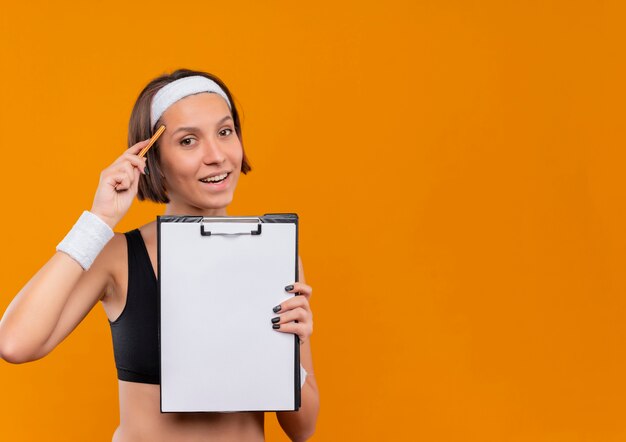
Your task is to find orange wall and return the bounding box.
[1,1,626,440]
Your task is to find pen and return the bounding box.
[139,125,166,158]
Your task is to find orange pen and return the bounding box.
[139,125,166,158]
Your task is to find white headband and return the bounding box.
[150,75,232,129]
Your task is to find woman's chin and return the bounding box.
[196,195,233,213]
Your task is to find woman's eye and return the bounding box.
[219,128,233,137]
[180,137,195,146]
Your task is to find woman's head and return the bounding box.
[128,69,252,211]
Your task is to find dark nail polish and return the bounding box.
[144,166,150,176]
[285,284,294,291]
[271,316,280,324]
[273,305,282,313]
[272,324,280,329]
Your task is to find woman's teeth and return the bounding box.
[200,173,228,183]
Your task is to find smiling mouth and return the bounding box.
[199,172,230,184]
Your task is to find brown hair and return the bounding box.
[128,68,252,203]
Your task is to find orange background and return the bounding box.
[1,1,625,440]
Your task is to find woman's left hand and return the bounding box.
[272,282,313,344]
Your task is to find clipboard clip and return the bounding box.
[200,217,263,236]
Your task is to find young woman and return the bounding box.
[0,69,319,441]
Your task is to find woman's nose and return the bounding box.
[202,138,225,165]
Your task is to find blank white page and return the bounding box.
[159,220,297,412]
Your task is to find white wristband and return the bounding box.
[56,211,114,270]
[300,364,307,388]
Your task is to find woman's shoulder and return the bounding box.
[97,221,156,269]
[97,221,156,299]
[137,220,157,248]
[96,232,128,279]
[137,219,157,233]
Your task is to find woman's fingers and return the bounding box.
[111,162,136,191]
[90,138,152,229]
[109,171,131,192]
[274,291,311,314]
[101,144,148,192]
[284,282,313,299]
[111,138,150,174]
[131,167,142,192]
[272,283,314,343]
[273,322,313,344]
[272,309,313,343]
[113,151,148,174]
[118,154,148,172]
[272,307,308,325]
[128,138,151,155]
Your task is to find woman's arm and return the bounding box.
[0,233,119,363]
[276,340,319,441]
[0,139,149,363]
[275,257,320,441]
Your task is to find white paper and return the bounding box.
[160,220,297,412]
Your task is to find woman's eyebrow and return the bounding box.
[171,116,233,136]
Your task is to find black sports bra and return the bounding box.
[108,229,160,384]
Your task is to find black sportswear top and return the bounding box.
[108,229,160,384]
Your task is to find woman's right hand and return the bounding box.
[90,139,150,229]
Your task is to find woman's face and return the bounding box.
[157,92,243,215]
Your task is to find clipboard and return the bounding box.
[157,213,301,412]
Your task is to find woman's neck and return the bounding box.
[164,202,228,217]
